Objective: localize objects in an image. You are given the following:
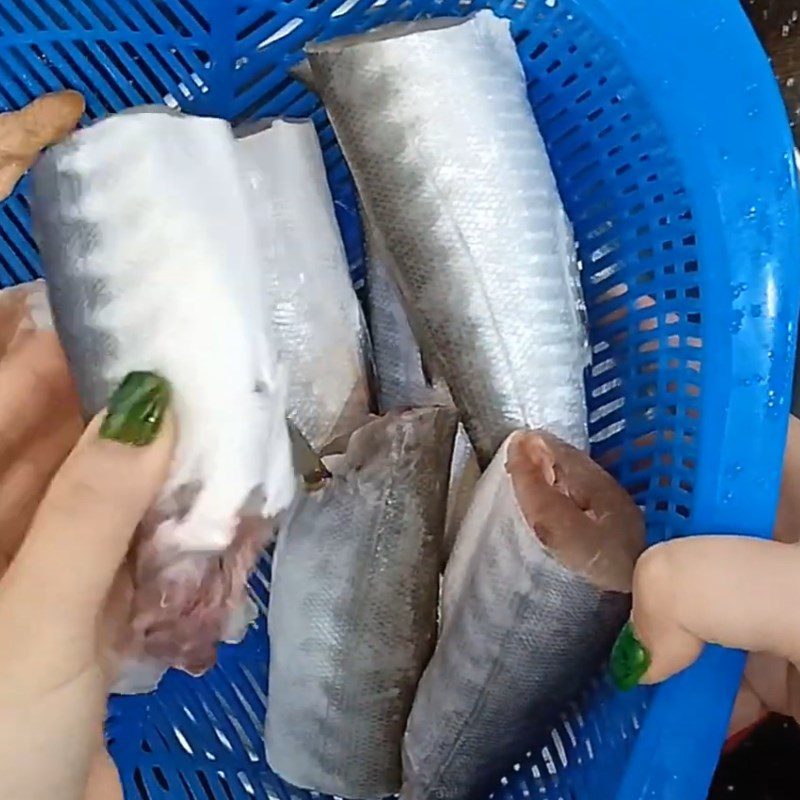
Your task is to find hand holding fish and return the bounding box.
[611,415,800,739]
[0,293,174,800]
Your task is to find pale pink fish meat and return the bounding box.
[31,107,295,693]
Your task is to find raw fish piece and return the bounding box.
[363,225,478,566]
[236,118,372,451]
[305,11,590,466]
[403,430,645,800]
[442,423,481,565]
[364,222,449,412]
[31,107,295,693]
[266,407,457,798]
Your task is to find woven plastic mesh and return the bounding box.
[0,1,794,799]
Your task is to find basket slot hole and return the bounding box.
[123,0,165,34]
[153,767,169,790]
[0,6,25,33]
[133,769,150,799]
[591,377,622,398]
[75,0,121,30]
[586,106,603,122]
[590,419,625,443]
[237,772,257,796]
[17,0,74,30]
[529,40,548,60]
[150,1,193,37]
[589,397,624,424]
[255,16,304,50]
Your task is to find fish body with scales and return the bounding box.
[31,107,295,693]
[266,407,457,798]
[236,118,373,452]
[305,11,590,467]
[403,430,645,800]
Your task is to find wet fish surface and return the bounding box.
[402,430,645,800]
[237,118,373,451]
[364,221,449,412]
[32,107,295,693]
[266,407,457,798]
[305,11,590,467]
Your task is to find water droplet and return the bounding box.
[768,349,775,361]
[235,56,249,69]
[746,206,757,219]
[750,303,762,317]
[732,282,748,298]
[545,0,557,6]
[730,309,745,333]
[783,23,791,36]
[788,76,796,88]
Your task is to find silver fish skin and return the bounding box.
[402,430,645,800]
[365,221,450,412]
[266,407,457,798]
[31,107,295,692]
[442,423,480,566]
[306,11,590,467]
[236,118,373,452]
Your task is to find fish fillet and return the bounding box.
[266,407,457,798]
[236,119,373,451]
[31,107,295,693]
[403,430,645,800]
[305,11,590,466]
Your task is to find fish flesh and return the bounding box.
[364,221,449,412]
[266,407,457,798]
[403,430,645,800]
[304,11,590,466]
[31,107,295,693]
[236,118,373,452]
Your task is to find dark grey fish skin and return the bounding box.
[32,137,115,418]
[305,12,590,467]
[402,430,645,800]
[266,407,458,799]
[364,221,450,413]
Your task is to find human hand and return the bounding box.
[0,285,174,800]
[609,416,800,738]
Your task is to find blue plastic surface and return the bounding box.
[0,1,797,799]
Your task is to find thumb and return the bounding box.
[0,372,173,636]
[609,536,800,690]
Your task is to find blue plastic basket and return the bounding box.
[1,1,798,798]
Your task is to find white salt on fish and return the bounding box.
[266,407,457,798]
[31,107,295,693]
[403,430,645,800]
[236,118,372,452]
[304,11,590,467]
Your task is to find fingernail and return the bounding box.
[100,371,170,446]
[610,620,651,691]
